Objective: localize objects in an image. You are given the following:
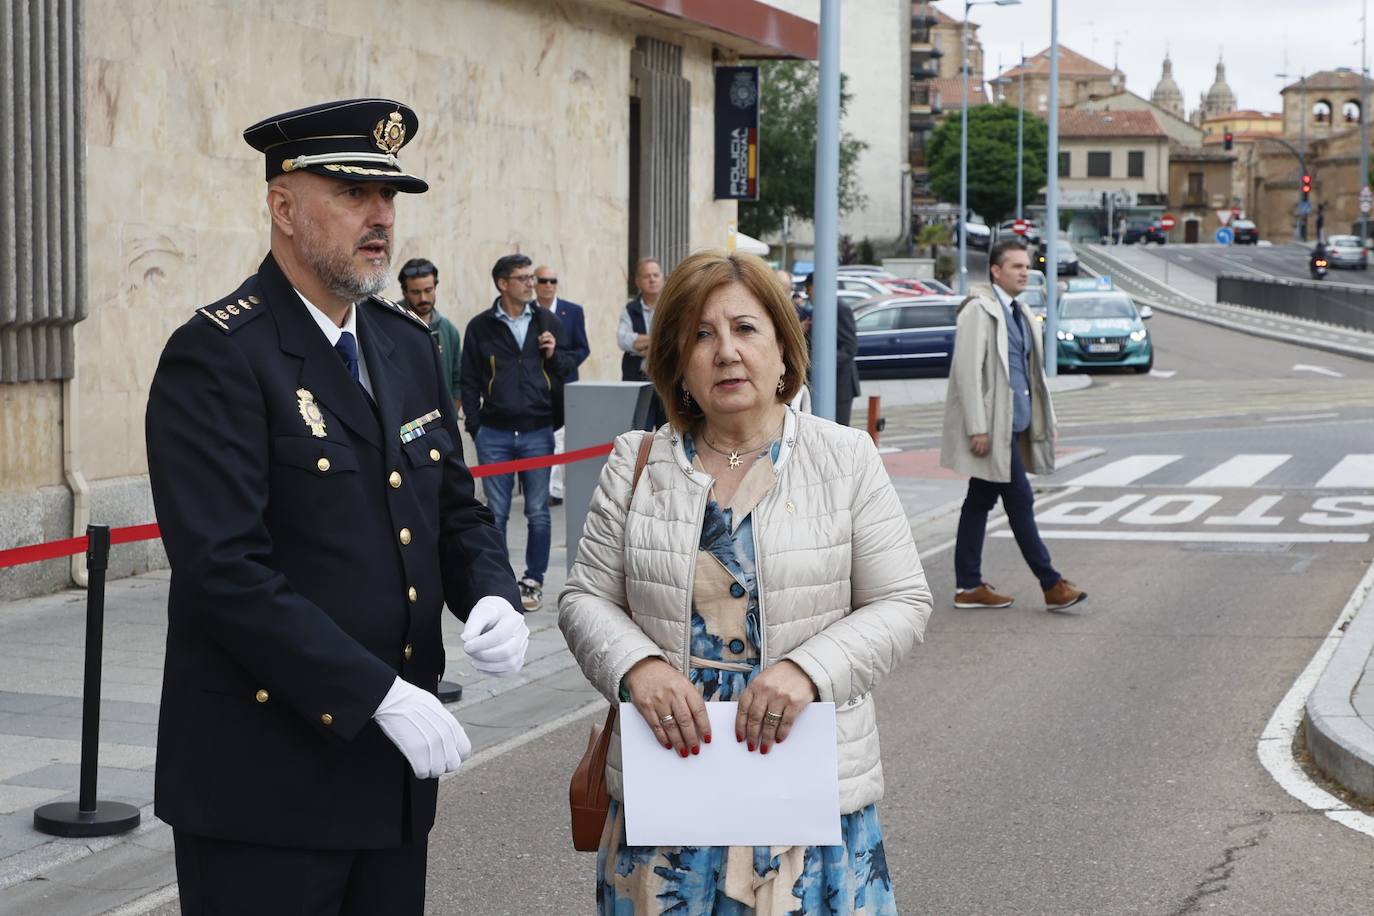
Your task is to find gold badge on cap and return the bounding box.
[373,111,406,155]
[296,388,327,438]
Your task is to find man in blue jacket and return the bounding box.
[534,263,589,504]
[460,254,575,611]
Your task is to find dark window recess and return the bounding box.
[1087,151,1111,178]
[1127,151,1144,178]
[1058,151,1070,177]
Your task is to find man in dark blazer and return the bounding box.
[533,263,589,503]
[145,99,528,916]
[804,273,862,426]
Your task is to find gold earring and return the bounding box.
[682,388,693,408]
[777,377,785,392]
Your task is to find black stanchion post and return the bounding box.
[33,525,142,837]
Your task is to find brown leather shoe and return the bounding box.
[1044,579,1087,611]
[954,584,1014,609]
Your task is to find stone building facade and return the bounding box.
[0,0,815,598]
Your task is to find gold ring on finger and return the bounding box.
[763,710,784,724]
[659,714,676,725]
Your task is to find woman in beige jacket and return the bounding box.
[559,251,933,914]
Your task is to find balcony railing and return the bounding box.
[911,61,939,79]
[1181,193,1207,208]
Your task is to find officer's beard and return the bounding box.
[297,213,389,302]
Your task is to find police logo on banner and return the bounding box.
[714,66,760,201]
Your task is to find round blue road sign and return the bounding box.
[1215,226,1234,245]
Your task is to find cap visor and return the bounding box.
[303,165,429,193]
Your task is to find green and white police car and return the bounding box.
[1053,277,1154,373]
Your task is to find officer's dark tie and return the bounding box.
[335,331,360,382]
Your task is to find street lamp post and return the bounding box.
[1017,46,1025,221]
[959,0,1021,295]
[1277,69,1308,241]
[1362,0,1370,244]
[1044,0,1061,377]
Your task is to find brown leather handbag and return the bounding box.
[569,433,654,852]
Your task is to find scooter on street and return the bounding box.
[1311,256,1329,280]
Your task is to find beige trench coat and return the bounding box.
[939,283,1057,482]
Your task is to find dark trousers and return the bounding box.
[174,831,427,916]
[954,433,1060,592]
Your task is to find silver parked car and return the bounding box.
[1326,235,1368,270]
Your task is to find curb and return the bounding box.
[1304,567,1374,799]
[1080,246,1374,364]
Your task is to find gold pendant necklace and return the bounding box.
[701,420,784,471]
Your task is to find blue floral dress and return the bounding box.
[597,436,897,915]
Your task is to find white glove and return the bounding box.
[462,595,529,676]
[373,676,471,779]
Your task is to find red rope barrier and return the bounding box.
[0,441,618,569]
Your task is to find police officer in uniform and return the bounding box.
[145,99,528,915]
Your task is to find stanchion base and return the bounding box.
[33,800,141,838]
[437,680,463,703]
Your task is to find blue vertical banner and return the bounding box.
[714,66,760,200]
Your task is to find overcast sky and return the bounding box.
[932,0,1370,115]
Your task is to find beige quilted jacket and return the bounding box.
[558,408,933,813]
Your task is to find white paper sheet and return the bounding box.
[620,701,842,847]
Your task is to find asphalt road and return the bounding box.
[418,310,1374,912]
[1133,242,1374,288]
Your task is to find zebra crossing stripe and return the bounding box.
[1317,455,1374,489]
[1186,454,1292,488]
[1064,455,1182,487]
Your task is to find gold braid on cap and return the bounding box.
[281,152,401,173]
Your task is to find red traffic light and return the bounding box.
[1223,131,1234,151]
[1302,174,1313,193]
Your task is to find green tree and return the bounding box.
[738,60,867,240]
[927,105,1048,226]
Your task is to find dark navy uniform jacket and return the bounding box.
[146,253,520,850]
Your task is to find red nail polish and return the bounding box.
[761,745,770,755]
[691,745,700,755]
[678,747,688,758]
[704,734,712,744]
[736,733,743,743]
[663,741,672,749]
[747,741,755,752]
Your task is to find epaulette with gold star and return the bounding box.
[368,293,430,331]
[196,288,267,334]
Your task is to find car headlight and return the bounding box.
[1129,329,1147,342]
[1056,330,1074,341]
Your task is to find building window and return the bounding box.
[1344,100,1362,123]
[1313,100,1332,124]
[1058,151,1070,177]
[1188,172,1204,197]
[1087,151,1111,178]
[1127,151,1145,178]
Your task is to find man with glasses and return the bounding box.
[460,254,575,611]
[533,265,589,505]
[398,258,462,415]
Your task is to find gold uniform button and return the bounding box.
[389,471,402,488]
[399,527,412,545]
[403,643,413,660]
[407,586,418,603]
[320,713,334,727]
[316,457,331,473]
[429,448,440,462]
[255,689,269,704]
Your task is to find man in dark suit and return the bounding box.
[145,98,528,916]
[804,273,862,426]
[533,264,589,504]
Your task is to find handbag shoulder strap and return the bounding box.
[620,432,654,621]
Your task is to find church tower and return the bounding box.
[1203,56,1236,119]
[1151,53,1185,118]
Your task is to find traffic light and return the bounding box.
[1223,131,1234,151]
[1302,173,1313,199]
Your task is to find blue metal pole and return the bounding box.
[812,0,840,420]
[1044,0,1060,376]
[958,1,970,295]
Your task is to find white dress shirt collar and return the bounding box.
[295,290,373,396]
